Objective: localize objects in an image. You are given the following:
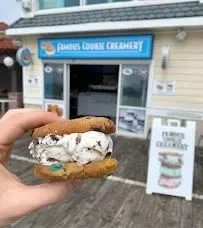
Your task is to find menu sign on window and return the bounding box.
[146,118,196,201]
[153,80,176,96]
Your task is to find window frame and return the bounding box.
[36,0,136,13]
[35,0,197,16]
[37,0,82,11]
[83,0,132,5]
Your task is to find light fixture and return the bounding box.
[161,46,170,70]
[3,56,14,68]
[175,28,187,42]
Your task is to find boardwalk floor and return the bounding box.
[5,133,203,228]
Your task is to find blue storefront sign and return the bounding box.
[38,35,153,59]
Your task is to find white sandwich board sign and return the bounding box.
[146,118,196,201]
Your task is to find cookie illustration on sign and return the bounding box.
[156,83,164,91]
[166,84,174,92]
[42,42,55,55]
[158,152,183,189]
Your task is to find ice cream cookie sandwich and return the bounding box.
[29,116,118,180]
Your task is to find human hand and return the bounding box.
[0,109,81,227]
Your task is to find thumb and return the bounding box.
[22,180,81,215]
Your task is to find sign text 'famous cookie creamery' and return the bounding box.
[146,118,196,201]
[155,131,188,150]
[38,35,153,59]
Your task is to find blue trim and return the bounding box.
[38,34,154,60]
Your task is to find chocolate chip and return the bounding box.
[50,135,59,141]
[106,143,110,151]
[97,141,102,147]
[47,157,60,162]
[105,152,112,157]
[31,129,34,136]
[33,138,39,145]
[76,134,81,145]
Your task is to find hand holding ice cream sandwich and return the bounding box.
[0,109,83,226]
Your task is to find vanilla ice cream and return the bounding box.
[29,131,113,165]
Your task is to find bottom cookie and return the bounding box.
[34,158,118,180]
[158,176,181,189]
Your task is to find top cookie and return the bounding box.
[32,116,116,139]
[159,152,184,156]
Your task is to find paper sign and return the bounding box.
[153,80,176,95]
[146,118,196,201]
[26,76,39,88]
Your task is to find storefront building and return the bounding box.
[6,0,203,141]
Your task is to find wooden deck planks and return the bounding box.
[5,133,203,228]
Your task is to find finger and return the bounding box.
[0,163,21,183]
[18,180,81,216]
[0,108,42,122]
[0,144,12,167]
[0,111,60,145]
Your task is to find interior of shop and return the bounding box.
[70,65,119,121]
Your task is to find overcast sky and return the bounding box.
[0,0,21,25]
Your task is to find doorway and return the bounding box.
[42,61,152,137]
[69,64,119,122]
